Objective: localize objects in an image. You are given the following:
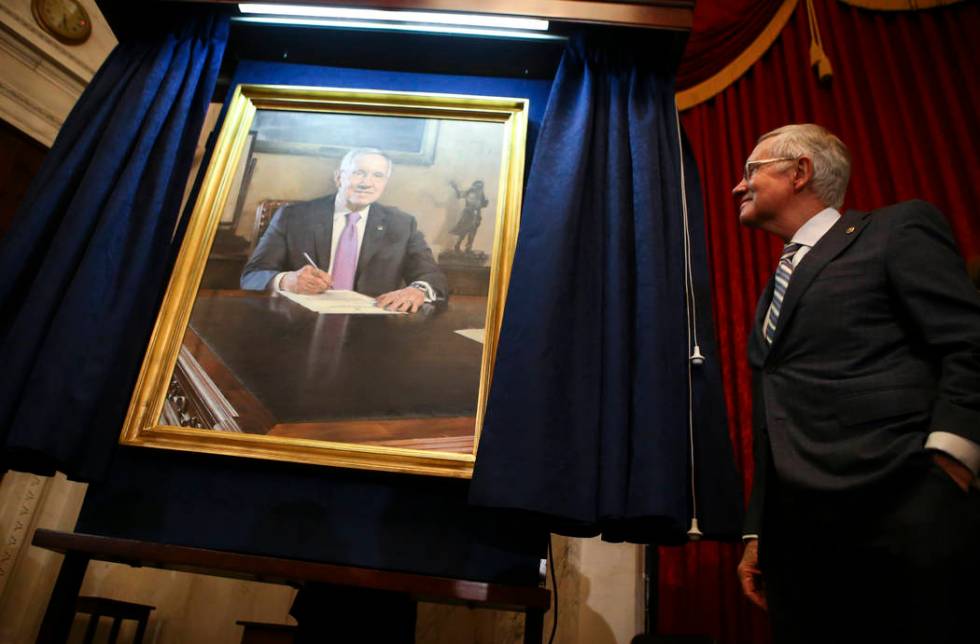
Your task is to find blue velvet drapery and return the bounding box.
[0,10,228,479]
[470,32,742,543]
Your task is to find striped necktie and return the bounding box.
[764,242,803,344]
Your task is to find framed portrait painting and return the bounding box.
[119,84,529,478]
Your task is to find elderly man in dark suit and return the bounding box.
[733,124,980,643]
[241,147,447,312]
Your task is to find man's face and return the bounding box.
[732,140,796,230]
[335,153,390,211]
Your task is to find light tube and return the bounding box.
[239,4,550,31]
[232,15,563,40]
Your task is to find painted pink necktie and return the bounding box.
[331,212,361,290]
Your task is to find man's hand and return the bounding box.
[931,452,974,492]
[376,287,425,313]
[738,539,768,611]
[281,265,332,294]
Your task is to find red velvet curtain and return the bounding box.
[659,2,980,643]
[677,0,785,89]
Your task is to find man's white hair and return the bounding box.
[759,124,851,209]
[338,147,392,178]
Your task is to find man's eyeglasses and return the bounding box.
[743,157,798,182]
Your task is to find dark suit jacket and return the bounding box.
[240,195,448,298]
[744,200,980,535]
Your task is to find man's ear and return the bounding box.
[792,157,814,192]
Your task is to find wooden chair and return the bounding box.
[250,199,293,253]
[75,595,154,644]
[236,620,297,644]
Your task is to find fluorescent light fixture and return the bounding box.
[239,4,549,31]
[232,15,563,40]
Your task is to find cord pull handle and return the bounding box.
[689,344,705,366]
[687,518,703,541]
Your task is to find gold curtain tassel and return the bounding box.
[809,40,834,80]
[806,0,834,81]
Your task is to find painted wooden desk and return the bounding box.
[165,290,488,453]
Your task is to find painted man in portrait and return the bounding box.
[241,147,447,313]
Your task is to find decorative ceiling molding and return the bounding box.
[0,1,114,146]
[0,79,66,128]
[0,3,97,80]
[0,23,86,93]
[0,25,81,144]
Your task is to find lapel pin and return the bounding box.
[377,226,384,231]
[845,226,855,234]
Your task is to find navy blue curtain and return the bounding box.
[0,9,228,480]
[470,31,742,543]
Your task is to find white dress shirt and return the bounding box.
[787,206,840,266]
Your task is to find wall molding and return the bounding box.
[0,3,97,79]
[0,474,51,600]
[0,78,65,125]
[0,82,59,145]
[0,20,89,145]
[0,27,87,95]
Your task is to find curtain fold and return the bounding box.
[677,0,787,90]
[0,9,229,480]
[660,1,980,642]
[837,0,964,9]
[470,30,742,543]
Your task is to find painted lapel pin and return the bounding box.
[845,226,855,234]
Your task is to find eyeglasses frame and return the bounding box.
[743,156,799,182]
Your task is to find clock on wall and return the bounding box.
[31,0,92,45]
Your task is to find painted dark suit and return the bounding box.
[240,195,448,298]
[745,199,980,642]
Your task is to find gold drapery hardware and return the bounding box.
[676,0,965,110]
[806,0,834,81]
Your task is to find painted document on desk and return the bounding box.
[280,290,399,315]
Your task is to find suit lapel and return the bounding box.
[749,275,774,367]
[312,196,334,269]
[767,210,870,353]
[356,206,389,277]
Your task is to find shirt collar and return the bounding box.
[791,207,840,247]
[333,202,370,224]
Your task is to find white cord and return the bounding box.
[676,107,702,366]
[675,100,702,541]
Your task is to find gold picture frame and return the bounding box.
[119,84,529,478]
